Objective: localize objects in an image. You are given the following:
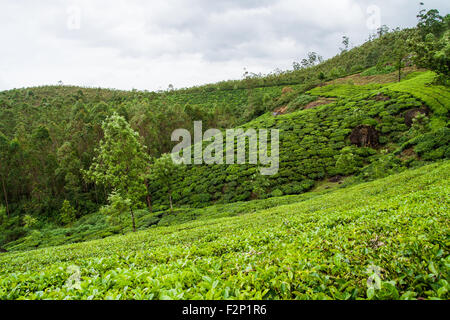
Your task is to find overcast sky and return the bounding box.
[0,0,448,92]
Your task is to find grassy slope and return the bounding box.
[1,161,448,300]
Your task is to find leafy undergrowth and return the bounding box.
[0,161,448,300]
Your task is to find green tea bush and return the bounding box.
[0,162,448,300]
[359,154,406,181]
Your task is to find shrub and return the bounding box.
[23,215,37,229]
[270,189,284,197]
[359,153,405,181]
[99,192,132,232]
[60,200,77,226]
[335,148,359,176]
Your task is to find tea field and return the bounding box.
[0,161,448,300]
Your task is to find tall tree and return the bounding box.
[151,154,183,212]
[393,35,408,82]
[0,133,11,217]
[410,6,450,79]
[85,113,150,232]
[0,133,21,217]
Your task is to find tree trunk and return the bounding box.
[146,194,152,213]
[144,179,152,213]
[130,207,136,232]
[1,176,9,217]
[169,192,173,212]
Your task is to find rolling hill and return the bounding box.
[0,20,449,301]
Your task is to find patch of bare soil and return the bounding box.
[281,87,293,95]
[273,105,289,115]
[398,147,417,161]
[350,125,379,148]
[325,66,426,86]
[304,98,335,109]
[371,93,391,101]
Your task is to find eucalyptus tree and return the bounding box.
[151,153,183,212]
[85,113,150,232]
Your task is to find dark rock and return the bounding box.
[404,107,430,127]
[328,175,344,183]
[349,125,379,148]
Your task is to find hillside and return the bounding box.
[0,22,450,250]
[0,161,448,299]
[0,6,449,303]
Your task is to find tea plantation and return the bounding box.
[0,161,448,300]
[150,71,450,209]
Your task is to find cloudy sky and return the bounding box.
[0,0,448,91]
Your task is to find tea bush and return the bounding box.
[0,161,448,300]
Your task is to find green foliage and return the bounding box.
[150,79,448,209]
[270,189,283,197]
[361,65,397,76]
[410,127,450,160]
[385,71,450,117]
[99,192,132,233]
[410,7,450,78]
[151,154,184,211]
[22,215,37,229]
[0,161,448,300]
[359,153,405,181]
[0,17,449,250]
[308,83,383,98]
[286,94,317,112]
[85,113,150,231]
[60,200,77,226]
[0,206,5,224]
[335,147,359,176]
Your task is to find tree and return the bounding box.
[318,71,326,83]
[151,154,183,212]
[60,200,77,226]
[393,37,408,82]
[377,25,390,38]
[410,6,450,79]
[99,191,131,233]
[340,36,350,53]
[335,147,358,176]
[85,113,150,232]
[294,52,324,70]
[0,133,20,217]
[416,6,446,37]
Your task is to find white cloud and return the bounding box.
[0,0,448,91]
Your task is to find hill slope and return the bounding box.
[0,161,448,300]
[0,26,449,251]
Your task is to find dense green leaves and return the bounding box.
[85,113,150,231]
[0,161,448,300]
